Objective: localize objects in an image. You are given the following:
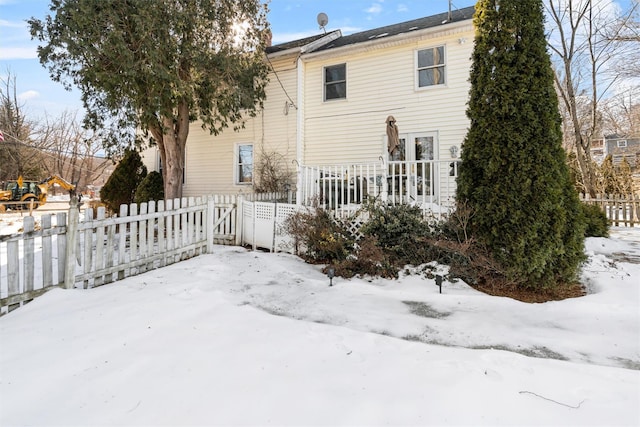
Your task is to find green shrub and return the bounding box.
[135,171,164,204]
[360,202,434,266]
[582,203,609,238]
[100,149,147,214]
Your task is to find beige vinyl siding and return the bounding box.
[142,55,299,197]
[302,27,474,167]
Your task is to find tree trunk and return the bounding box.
[574,133,597,197]
[151,100,190,201]
[564,64,598,197]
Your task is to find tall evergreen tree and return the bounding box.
[456,0,586,289]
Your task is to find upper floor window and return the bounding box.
[236,143,253,184]
[324,64,346,101]
[417,46,445,87]
[617,140,627,148]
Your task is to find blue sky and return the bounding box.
[0,0,477,119]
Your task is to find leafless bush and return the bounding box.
[254,149,294,193]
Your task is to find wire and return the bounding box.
[265,54,298,110]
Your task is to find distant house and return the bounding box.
[604,135,640,168]
[142,6,476,210]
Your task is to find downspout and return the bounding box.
[295,54,304,205]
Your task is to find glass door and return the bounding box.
[407,133,437,202]
[387,131,438,203]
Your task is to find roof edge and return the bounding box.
[301,19,473,61]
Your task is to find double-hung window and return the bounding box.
[324,64,346,101]
[417,46,445,88]
[236,143,253,184]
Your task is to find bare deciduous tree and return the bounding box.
[599,86,640,137]
[546,0,638,196]
[0,71,47,180]
[608,0,640,78]
[39,110,110,192]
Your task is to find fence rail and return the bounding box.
[0,214,68,307]
[1,193,291,314]
[580,193,640,227]
[5,190,632,313]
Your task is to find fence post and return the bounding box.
[206,195,215,253]
[236,195,244,247]
[64,195,79,289]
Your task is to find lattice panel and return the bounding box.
[333,217,365,240]
[255,202,276,220]
[276,203,299,220]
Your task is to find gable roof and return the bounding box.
[314,5,475,52]
[266,5,475,57]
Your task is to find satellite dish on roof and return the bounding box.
[317,12,328,33]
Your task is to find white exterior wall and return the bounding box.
[142,55,299,197]
[301,24,474,166]
[141,21,474,198]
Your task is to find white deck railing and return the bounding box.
[298,159,460,218]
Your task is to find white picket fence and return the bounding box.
[0,192,286,314]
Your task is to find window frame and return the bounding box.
[235,142,254,185]
[323,63,347,101]
[415,45,446,89]
[617,140,628,148]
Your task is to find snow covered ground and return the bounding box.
[0,223,639,426]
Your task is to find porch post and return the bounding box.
[380,154,389,203]
[296,55,304,206]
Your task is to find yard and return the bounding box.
[0,226,638,426]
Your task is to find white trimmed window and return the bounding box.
[236,143,253,184]
[324,63,346,101]
[617,140,627,148]
[417,46,445,88]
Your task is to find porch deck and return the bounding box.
[297,159,459,219]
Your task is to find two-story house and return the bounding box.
[142,6,475,211]
[604,134,640,168]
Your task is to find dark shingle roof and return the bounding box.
[315,5,475,52]
[265,6,475,56]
